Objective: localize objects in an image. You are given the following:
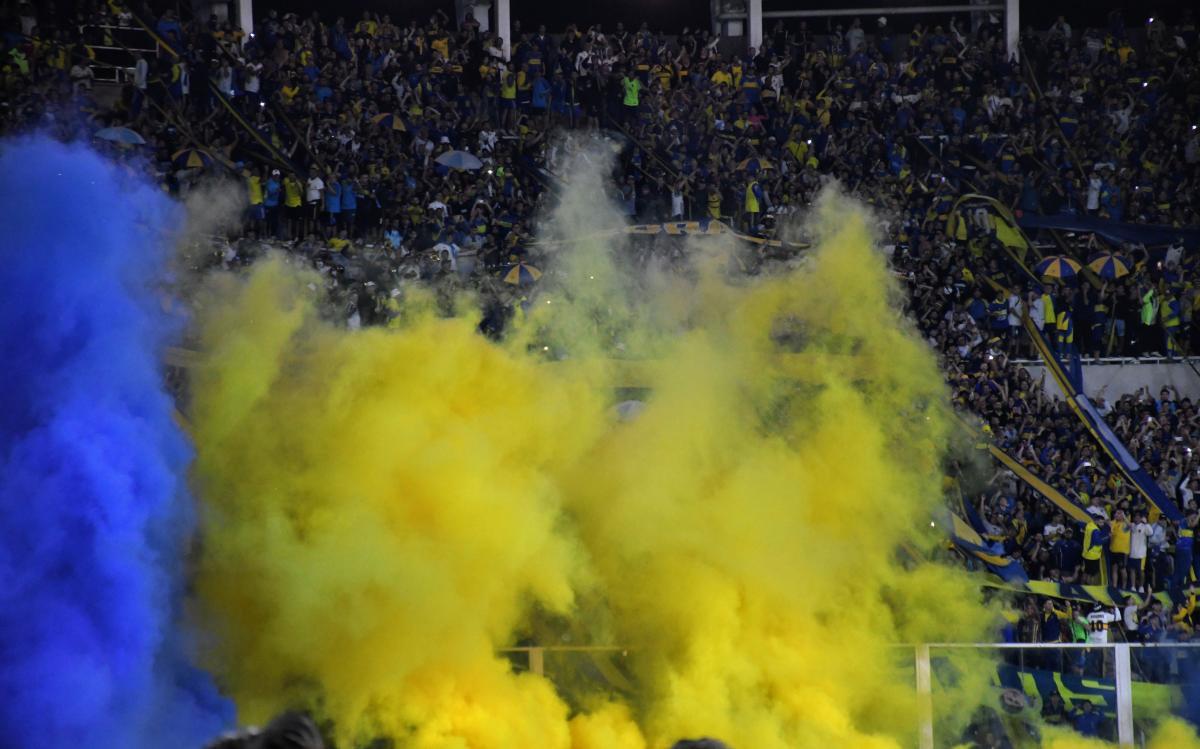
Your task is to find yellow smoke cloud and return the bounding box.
[186,144,1184,748]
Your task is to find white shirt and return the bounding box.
[1029,297,1045,330]
[671,190,684,218]
[1123,604,1139,632]
[1087,177,1101,210]
[1006,294,1022,327]
[305,176,324,203]
[134,58,149,90]
[1129,522,1152,559]
[70,64,94,88]
[478,129,497,153]
[244,62,262,93]
[1148,522,1168,551]
[845,27,865,54]
[1044,522,1066,538]
[1086,608,1118,644]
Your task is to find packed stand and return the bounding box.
[4,0,1200,696]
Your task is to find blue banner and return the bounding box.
[1016,212,1200,250]
[1023,316,1184,522]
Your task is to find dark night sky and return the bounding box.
[254,0,1193,36]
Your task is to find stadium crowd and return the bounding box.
[3,0,1200,735]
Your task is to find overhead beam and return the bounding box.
[719,4,1003,20]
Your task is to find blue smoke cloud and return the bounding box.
[0,137,232,748]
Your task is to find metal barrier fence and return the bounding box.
[84,24,158,85]
[493,642,1200,749]
[919,642,1200,749]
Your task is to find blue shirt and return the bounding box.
[264,178,281,207]
[1074,710,1101,736]
[532,78,551,109]
[341,182,356,211]
[324,182,341,213]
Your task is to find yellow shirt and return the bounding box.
[1082,521,1103,560]
[246,174,263,205]
[283,177,302,208]
[711,70,732,88]
[785,139,808,163]
[1109,521,1131,554]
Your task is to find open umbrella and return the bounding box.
[171,148,213,170]
[94,126,145,146]
[1034,255,1081,280]
[1087,252,1132,280]
[435,150,484,171]
[369,112,407,132]
[736,157,773,173]
[503,262,542,285]
[734,157,772,175]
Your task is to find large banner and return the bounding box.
[1023,315,1184,523]
[992,663,1178,721]
[1017,212,1200,251]
[983,579,1174,608]
[986,443,1092,524]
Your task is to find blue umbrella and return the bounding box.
[94,126,146,146]
[435,150,484,171]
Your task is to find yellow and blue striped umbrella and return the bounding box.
[1087,252,1132,279]
[1034,254,1081,280]
[736,157,773,173]
[171,148,213,170]
[370,112,407,132]
[503,262,542,286]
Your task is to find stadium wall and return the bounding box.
[1021,361,1200,401]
